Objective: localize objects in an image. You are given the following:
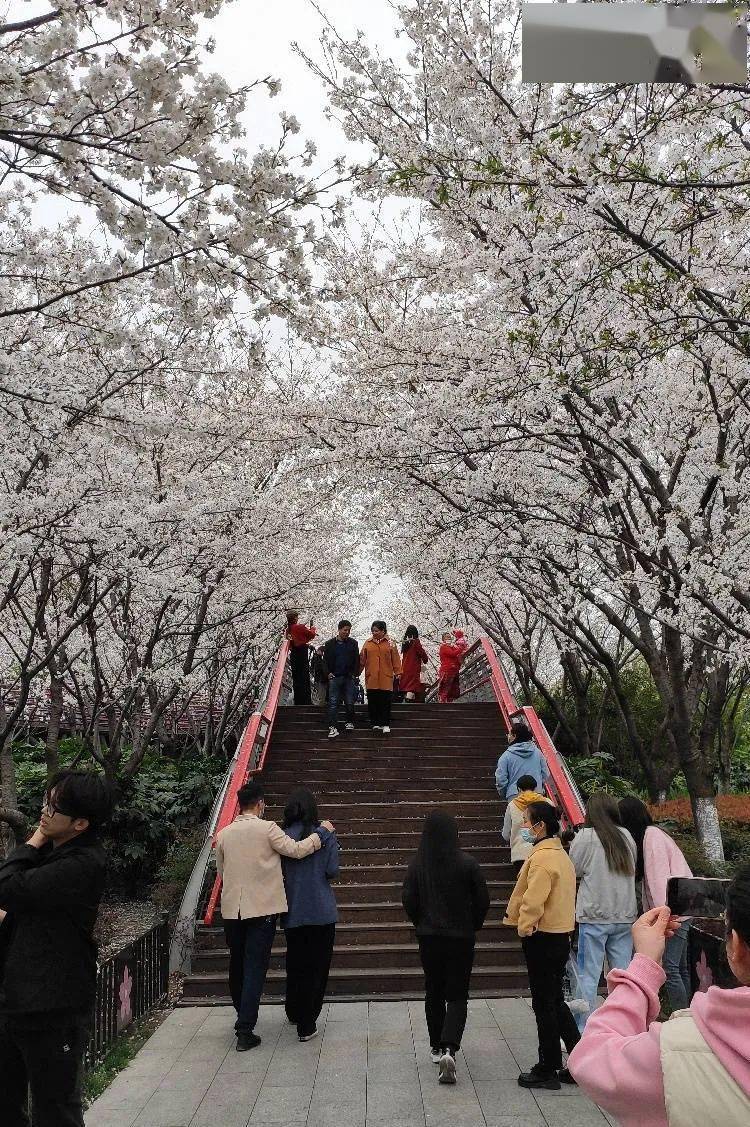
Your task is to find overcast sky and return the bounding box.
[204,0,402,162]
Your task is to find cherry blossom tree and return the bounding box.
[305,0,750,859]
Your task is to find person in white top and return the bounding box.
[215,780,334,1051]
[501,774,553,874]
[569,792,637,1030]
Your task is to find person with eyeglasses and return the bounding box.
[0,770,112,1127]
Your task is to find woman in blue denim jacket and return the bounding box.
[281,788,340,1041]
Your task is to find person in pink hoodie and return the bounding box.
[619,796,694,1010]
[568,867,750,1126]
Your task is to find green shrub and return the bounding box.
[13,740,223,897]
[569,751,638,799]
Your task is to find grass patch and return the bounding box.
[84,1007,169,1107]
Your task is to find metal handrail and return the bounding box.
[202,638,291,926]
[168,643,287,972]
[427,635,586,831]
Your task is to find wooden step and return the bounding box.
[333,863,513,884]
[192,941,523,974]
[331,829,505,849]
[178,987,527,1007]
[325,846,509,865]
[181,964,528,1000]
[333,881,514,904]
[195,919,514,950]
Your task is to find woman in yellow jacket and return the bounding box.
[503,801,581,1090]
[359,620,402,733]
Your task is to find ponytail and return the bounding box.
[727,865,750,946]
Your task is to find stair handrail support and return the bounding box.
[202,637,291,926]
[476,637,586,832]
[168,643,286,973]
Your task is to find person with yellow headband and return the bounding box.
[502,774,553,875]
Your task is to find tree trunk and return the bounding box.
[692,794,724,865]
[0,734,26,852]
[45,673,64,780]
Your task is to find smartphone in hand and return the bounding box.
[666,876,730,919]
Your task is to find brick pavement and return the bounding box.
[84,1000,616,1127]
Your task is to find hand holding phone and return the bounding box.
[632,906,676,964]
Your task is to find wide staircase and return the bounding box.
[182,701,527,1003]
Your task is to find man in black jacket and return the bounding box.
[322,619,360,739]
[0,769,112,1127]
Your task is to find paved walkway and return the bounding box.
[85,1000,615,1127]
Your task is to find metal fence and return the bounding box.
[86,912,170,1068]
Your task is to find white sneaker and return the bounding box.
[328,727,339,739]
[299,1025,318,1042]
[372,724,383,731]
[438,1051,456,1084]
[430,1046,442,1064]
[345,722,354,730]
[382,725,391,734]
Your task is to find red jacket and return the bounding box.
[399,640,429,692]
[289,623,316,648]
[439,642,463,677]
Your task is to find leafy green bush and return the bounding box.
[103,752,223,896]
[569,751,638,800]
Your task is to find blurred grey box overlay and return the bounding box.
[522,3,747,83]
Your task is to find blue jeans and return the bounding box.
[662,919,691,1011]
[327,675,356,727]
[576,921,633,1031]
[223,915,277,1033]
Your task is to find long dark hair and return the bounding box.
[727,865,750,946]
[618,796,654,882]
[414,810,461,906]
[402,625,419,654]
[282,787,319,840]
[586,792,634,876]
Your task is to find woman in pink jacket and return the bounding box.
[568,868,750,1126]
[619,796,693,1010]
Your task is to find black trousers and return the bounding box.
[367,688,392,726]
[290,644,312,705]
[223,915,277,1033]
[418,935,475,1052]
[512,859,525,876]
[522,932,581,1073]
[0,1019,89,1127]
[284,923,335,1037]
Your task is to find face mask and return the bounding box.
[520,828,537,844]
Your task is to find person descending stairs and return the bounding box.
[182,701,528,1004]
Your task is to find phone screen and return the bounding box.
[666,877,730,919]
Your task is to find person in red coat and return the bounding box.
[438,630,468,703]
[286,611,316,705]
[399,626,429,702]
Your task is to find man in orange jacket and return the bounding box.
[359,620,402,734]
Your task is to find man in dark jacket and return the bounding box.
[322,619,360,739]
[0,769,112,1127]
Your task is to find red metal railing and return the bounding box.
[202,638,290,926]
[429,635,586,831]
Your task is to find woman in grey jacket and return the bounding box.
[281,788,340,1042]
[569,792,637,1030]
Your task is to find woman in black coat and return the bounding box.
[402,810,490,1085]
